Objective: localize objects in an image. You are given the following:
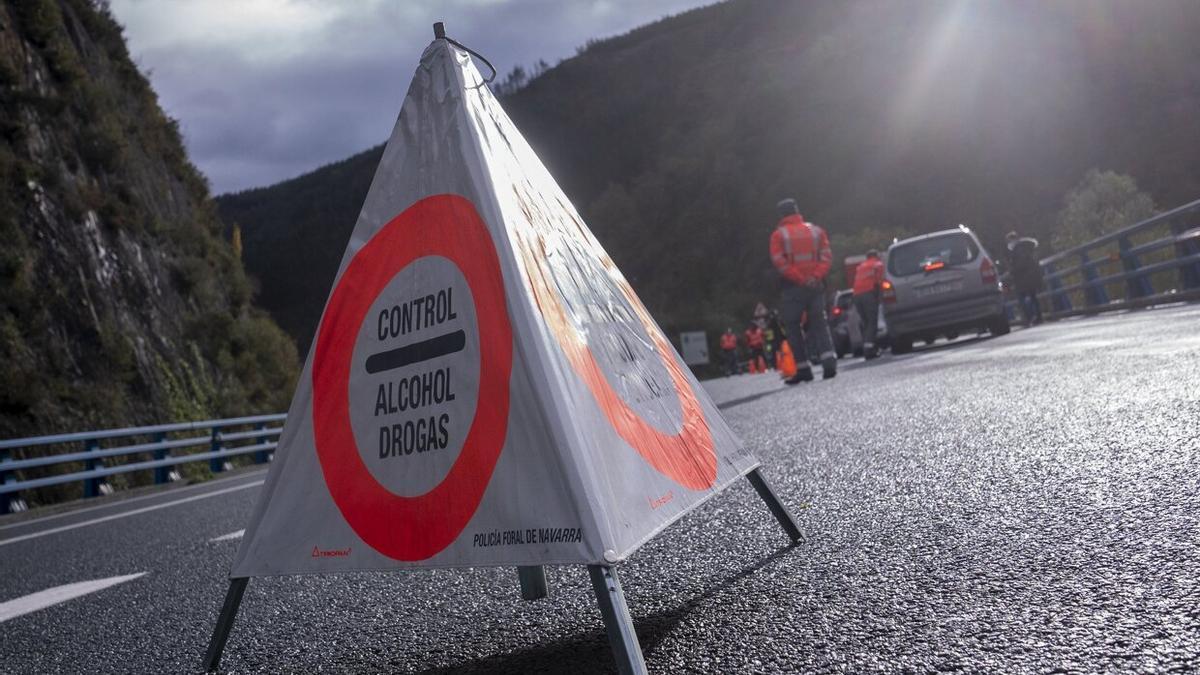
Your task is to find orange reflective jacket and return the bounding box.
[770,215,832,286]
[744,327,765,349]
[719,332,737,350]
[853,257,885,295]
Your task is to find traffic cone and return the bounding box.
[778,341,797,379]
[748,358,758,374]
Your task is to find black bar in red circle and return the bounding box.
[364,329,466,374]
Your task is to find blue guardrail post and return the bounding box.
[255,422,269,464]
[1080,251,1109,308]
[1,447,11,515]
[153,431,169,484]
[1118,236,1155,299]
[209,428,224,474]
[83,439,102,498]
[1044,261,1072,314]
[1173,221,1200,290]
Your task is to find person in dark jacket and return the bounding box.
[1006,231,1044,326]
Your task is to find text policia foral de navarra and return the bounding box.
[374,288,457,458]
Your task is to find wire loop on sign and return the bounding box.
[445,37,497,90]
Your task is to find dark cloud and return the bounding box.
[111,0,715,194]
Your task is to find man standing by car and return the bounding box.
[1006,231,1044,326]
[770,198,836,383]
[852,249,885,359]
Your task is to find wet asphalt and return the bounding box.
[0,304,1197,673]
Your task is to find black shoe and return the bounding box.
[784,368,814,385]
[822,357,837,379]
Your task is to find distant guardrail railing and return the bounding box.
[0,413,286,514]
[1027,198,1200,320]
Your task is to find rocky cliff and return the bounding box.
[0,0,298,441]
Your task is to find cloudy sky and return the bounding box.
[109,0,715,195]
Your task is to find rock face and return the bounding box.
[0,0,298,443]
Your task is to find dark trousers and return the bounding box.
[723,348,738,375]
[1018,290,1042,325]
[780,284,833,368]
[854,291,880,348]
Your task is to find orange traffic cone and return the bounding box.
[778,341,797,379]
[748,357,759,374]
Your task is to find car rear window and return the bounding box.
[888,233,979,276]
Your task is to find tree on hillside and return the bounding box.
[1054,170,1156,250]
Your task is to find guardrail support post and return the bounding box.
[1080,251,1109,309]
[209,428,224,474]
[1173,221,1200,290]
[153,432,169,484]
[83,439,102,499]
[1118,236,1155,299]
[1044,261,1072,314]
[254,422,269,464]
[1,448,11,515]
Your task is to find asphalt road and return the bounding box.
[1,304,1197,673]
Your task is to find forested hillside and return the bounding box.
[218,0,1200,352]
[0,0,298,440]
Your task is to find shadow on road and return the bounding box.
[414,544,801,675]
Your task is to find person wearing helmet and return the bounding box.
[769,198,837,384]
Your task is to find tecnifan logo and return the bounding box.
[310,545,352,558]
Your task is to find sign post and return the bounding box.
[202,24,802,674]
[680,330,710,366]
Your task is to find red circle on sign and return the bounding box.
[311,194,512,561]
[514,232,716,491]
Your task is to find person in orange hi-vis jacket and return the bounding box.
[852,249,885,359]
[743,322,766,373]
[719,327,739,376]
[770,198,836,384]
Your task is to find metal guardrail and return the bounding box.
[0,413,286,514]
[1006,198,1200,321]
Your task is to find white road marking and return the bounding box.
[209,529,245,542]
[0,481,263,548]
[0,470,267,532]
[0,572,146,623]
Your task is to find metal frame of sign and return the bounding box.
[203,468,800,674]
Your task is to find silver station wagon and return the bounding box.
[882,226,1010,354]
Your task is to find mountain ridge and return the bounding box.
[219,0,1200,353]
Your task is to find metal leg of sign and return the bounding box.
[202,577,249,673]
[588,565,648,675]
[517,565,548,600]
[746,468,803,543]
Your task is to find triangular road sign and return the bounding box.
[205,26,801,674]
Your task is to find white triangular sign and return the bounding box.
[231,38,760,575]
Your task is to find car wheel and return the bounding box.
[945,331,959,341]
[989,313,1011,336]
[892,335,913,354]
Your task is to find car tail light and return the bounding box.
[832,306,843,317]
[881,279,896,304]
[980,257,997,286]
